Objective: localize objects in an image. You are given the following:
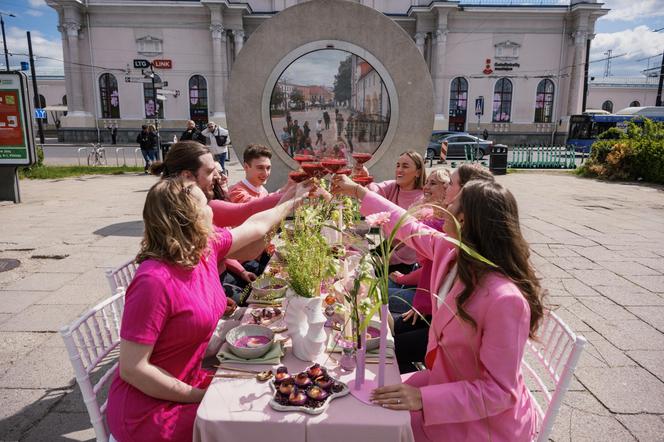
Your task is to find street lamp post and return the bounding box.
[0,11,16,72]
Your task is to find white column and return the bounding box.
[63,21,86,116]
[210,23,228,122]
[567,29,587,116]
[414,32,426,55]
[233,30,245,57]
[433,28,447,128]
[57,25,74,111]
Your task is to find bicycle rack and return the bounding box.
[115,148,127,166]
[77,147,88,166]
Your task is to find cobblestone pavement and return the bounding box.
[0,170,662,441]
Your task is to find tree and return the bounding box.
[290,89,305,110]
[271,87,285,109]
[334,55,352,105]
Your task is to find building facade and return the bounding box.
[46,0,608,144]
[587,76,660,113]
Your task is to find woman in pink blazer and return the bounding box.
[332,175,545,442]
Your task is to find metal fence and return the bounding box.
[508,145,577,169]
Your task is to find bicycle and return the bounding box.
[87,143,107,166]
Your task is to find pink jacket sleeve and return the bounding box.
[420,290,531,425]
[393,266,422,286]
[210,193,282,227]
[360,190,453,263]
[403,369,430,388]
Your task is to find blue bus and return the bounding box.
[567,107,664,153]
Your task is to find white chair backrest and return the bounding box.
[522,310,586,442]
[60,289,125,442]
[105,259,138,295]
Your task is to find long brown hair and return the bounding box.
[454,180,544,337]
[457,163,495,187]
[136,178,213,268]
[150,141,210,178]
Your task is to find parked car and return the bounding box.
[426,132,494,160]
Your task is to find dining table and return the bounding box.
[193,309,414,442]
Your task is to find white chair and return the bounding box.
[522,310,586,442]
[105,259,138,295]
[60,289,126,442]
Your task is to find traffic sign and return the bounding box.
[475,97,484,116]
[20,62,29,71]
[157,89,179,97]
[34,108,47,119]
[125,76,153,83]
[156,94,167,101]
[152,59,172,69]
[133,59,151,69]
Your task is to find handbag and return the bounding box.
[214,132,228,146]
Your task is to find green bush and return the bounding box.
[597,127,625,140]
[579,118,664,184]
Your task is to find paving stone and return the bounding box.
[576,330,636,369]
[20,411,95,442]
[636,258,664,273]
[590,319,664,351]
[627,351,664,382]
[0,388,67,441]
[0,313,9,325]
[0,332,51,378]
[551,306,592,333]
[0,339,76,389]
[0,304,86,333]
[547,257,603,271]
[569,269,637,288]
[36,285,109,306]
[548,391,637,442]
[593,285,664,306]
[576,366,664,414]
[2,273,81,292]
[573,297,639,325]
[627,307,664,333]
[616,413,664,442]
[627,275,664,294]
[571,245,628,262]
[597,260,662,277]
[0,291,50,314]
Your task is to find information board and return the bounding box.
[0,72,35,166]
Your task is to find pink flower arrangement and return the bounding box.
[365,211,390,228]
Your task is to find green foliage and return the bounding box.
[579,118,664,184]
[289,89,305,110]
[333,55,352,104]
[281,200,335,298]
[597,127,624,140]
[19,165,144,180]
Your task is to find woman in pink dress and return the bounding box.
[367,150,426,274]
[332,174,544,441]
[106,178,303,442]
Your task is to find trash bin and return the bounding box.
[160,142,173,161]
[489,144,508,175]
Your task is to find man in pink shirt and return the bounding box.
[229,144,272,203]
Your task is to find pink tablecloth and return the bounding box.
[194,345,414,442]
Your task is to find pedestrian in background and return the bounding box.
[482,128,489,140]
[111,123,118,145]
[136,124,158,173]
[201,121,229,174]
[181,120,206,143]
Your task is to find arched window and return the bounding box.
[99,73,120,118]
[38,94,48,124]
[189,75,208,127]
[629,100,640,107]
[534,79,554,123]
[492,78,512,122]
[62,95,67,116]
[602,100,613,113]
[448,77,468,131]
[144,74,163,119]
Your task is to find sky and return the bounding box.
[280,50,350,88]
[0,0,663,78]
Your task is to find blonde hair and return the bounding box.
[414,167,451,218]
[136,178,213,268]
[399,150,426,189]
[427,167,451,186]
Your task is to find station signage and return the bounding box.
[474,97,484,117]
[0,72,35,166]
[133,59,151,69]
[152,59,172,69]
[495,62,520,71]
